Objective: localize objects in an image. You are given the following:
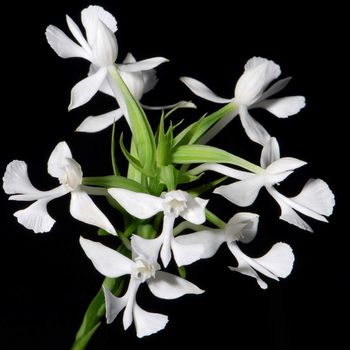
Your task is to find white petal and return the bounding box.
[133,303,168,338]
[79,237,133,277]
[173,229,225,265]
[267,187,314,232]
[239,106,271,145]
[102,286,128,324]
[9,185,69,202]
[147,271,204,299]
[123,278,141,330]
[189,163,253,180]
[70,191,116,234]
[108,188,163,219]
[91,20,118,67]
[3,160,40,195]
[225,212,259,244]
[65,15,92,57]
[118,57,169,72]
[181,196,208,225]
[266,157,307,175]
[142,68,158,93]
[254,242,294,278]
[45,25,90,60]
[141,100,196,111]
[235,57,281,105]
[228,242,275,289]
[131,234,163,264]
[89,64,114,96]
[260,137,280,169]
[214,177,264,207]
[256,96,306,118]
[180,77,232,104]
[76,109,124,133]
[68,67,107,111]
[123,52,137,64]
[258,77,292,100]
[47,141,72,179]
[160,214,175,267]
[119,70,144,101]
[14,199,55,233]
[292,178,335,217]
[81,5,117,45]
[228,262,268,289]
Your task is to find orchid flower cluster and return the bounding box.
[3,5,335,348]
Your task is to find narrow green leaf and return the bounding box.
[127,138,142,182]
[173,103,237,147]
[108,66,156,174]
[71,322,101,350]
[188,176,228,196]
[177,171,202,184]
[110,122,120,176]
[178,265,187,278]
[172,145,262,173]
[156,113,170,166]
[83,176,148,193]
[160,164,177,191]
[119,134,153,177]
[97,228,109,236]
[136,224,157,239]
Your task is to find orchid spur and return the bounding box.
[3,141,115,234]
[80,236,204,337]
[181,56,306,145]
[190,137,335,232]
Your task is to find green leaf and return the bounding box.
[71,322,101,350]
[177,171,202,184]
[119,133,153,177]
[172,145,262,173]
[156,113,173,166]
[136,224,157,239]
[160,164,177,191]
[83,176,148,193]
[178,265,187,278]
[73,278,123,350]
[110,122,120,176]
[173,103,237,147]
[97,228,110,236]
[127,138,142,182]
[108,66,156,175]
[188,176,228,196]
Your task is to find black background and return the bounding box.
[1,1,347,349]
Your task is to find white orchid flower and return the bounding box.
[190,137,335,232]
[77,52,195,133]
[180,56,306,145]
[108,188,208,267]
[79,236,203,337]
[3,142,116,234]
[174,212,294,289]
[45,5,168,111]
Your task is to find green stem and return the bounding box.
[205,209,226,229]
